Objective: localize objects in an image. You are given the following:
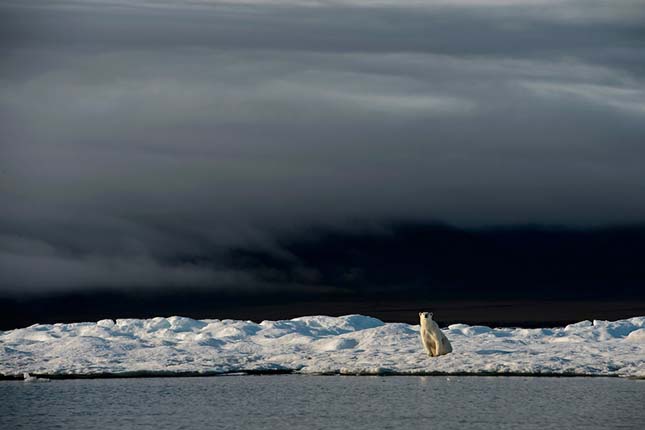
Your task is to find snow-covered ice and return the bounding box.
[1,315,644,378]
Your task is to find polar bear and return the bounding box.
[419,311,452,357]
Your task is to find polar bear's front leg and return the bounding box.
[421,331,438,356]
[419,332,428,355]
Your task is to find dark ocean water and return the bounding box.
[2,375,643,429]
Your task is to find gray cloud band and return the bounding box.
[1,0,644,292]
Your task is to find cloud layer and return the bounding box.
[1,0,644,293]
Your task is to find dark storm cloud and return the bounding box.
[1,0,645,293]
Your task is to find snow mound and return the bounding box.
[1,315,643,378]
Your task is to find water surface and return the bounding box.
[2,375,643,429]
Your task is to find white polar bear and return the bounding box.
[419,311,452,357]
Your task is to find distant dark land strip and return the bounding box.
[223,299,645,328]
[2,293,643,330]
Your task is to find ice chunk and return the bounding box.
[23,373,50,382]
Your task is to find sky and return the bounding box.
[1,0,645,311]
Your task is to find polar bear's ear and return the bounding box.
[428,312,434,319]
[418,312,423,317]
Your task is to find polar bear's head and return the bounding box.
[419,311,433,321]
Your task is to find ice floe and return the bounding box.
[1,315,643,378]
